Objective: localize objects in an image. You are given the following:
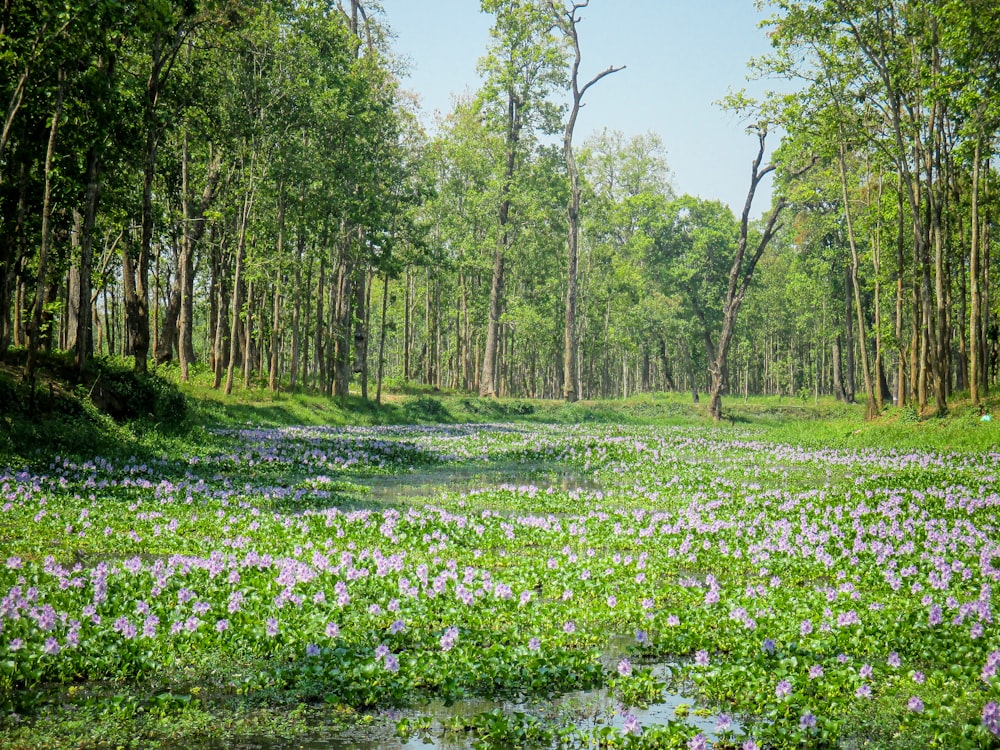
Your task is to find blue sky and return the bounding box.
[377,0,787,216]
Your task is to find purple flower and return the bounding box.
[635,629,648,645]
[982,701,1000,738]
[389,619,405,634]
[762,638,775,655]
[859,663,873,679]
[855,683,872,698]
[215,618,229,633]
[265,617,279,637]
[776,679,792,698]
[617,658,632,677]
[912,670,925,684]
[743,741,759,750]
[688,733,708,750]
[563,621,576,634]
[716,712,732,732]
[907,696,924,712]
[43,637,60,655]
[809,664,824,679]
[622,712,641,735]
[887,651,901,668]
[325,622,339,638]
[528,637,540,651]
[440,625,459,651]
[383,653,399,672]
[9,638,24,651]
[666,614,680,626]
[113,616,137,640]
[925,602,941,625]
[800,619,813,636]
[695,650,709,667]
[306,643,320,657]
[800,711,817,729]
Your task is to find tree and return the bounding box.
[476,0,565,397]
[547,0,623,402]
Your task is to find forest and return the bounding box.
[2,0,999,420]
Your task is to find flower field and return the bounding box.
[2,422,1000,748]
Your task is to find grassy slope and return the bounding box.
[2,354,999,464]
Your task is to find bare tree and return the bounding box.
[549,0,624,403]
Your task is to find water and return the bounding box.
[353,462,603,503]
[198,637,739,749]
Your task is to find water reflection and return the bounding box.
[201,654,738,750]
[354,462,602,503]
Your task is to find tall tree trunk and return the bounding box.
[24,67,65,386]
[71,146,100,374]
[970,138,982,406]
[289,229,305,390]
[838,144,878,419]
[375,272,389,404]
[481,86,522,398]
[179,139,221,381]
[707,130,789,421]
[224,178,254,395]
[269,191,285,392]
[552,2,623,402]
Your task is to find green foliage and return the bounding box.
[403,395,452,422]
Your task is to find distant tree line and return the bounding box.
[2,0,998,418]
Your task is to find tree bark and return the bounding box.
[24,67,65,386]
[707,130,789,422]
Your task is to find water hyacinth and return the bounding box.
[3,422,1000,748]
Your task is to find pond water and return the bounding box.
[199,637,738,750]
[352,462,604,503]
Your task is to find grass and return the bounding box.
[3,351,1000,466]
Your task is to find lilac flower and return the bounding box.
[716,713,732,732]
[800,711,817,729]
[983,701,1000,738]
[383,653,399,672]
[809,665,824,679]
[666,615,680,626]
[43,637,60,655]
[375,644,390,660]
[622,712,641,735]
[635,629,648,645]
[440,625,459,651]
[855,684,872,698]
[775,679,792,698]
[982,651,1000,681]
[929,605,942,626]
[800,619,813,636]
[563,621,576,634]
[215,619,229,632]
[265,617,279,637]
[113,616,137,639]
[617,658,632,677]
[306,643,320,657]
[912,671,925,684]
[9,638,24,651]
[888,652,901,668]
[743,741,759,750]
[695,650,709,667]
[907,696,924,712]
[607,595,617,608]
[528,637,540,651]
[389,619,405,634]
[762,638,775,655]
[859,663,873,679]
[688,733,708,750]
[325,622,340,638]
